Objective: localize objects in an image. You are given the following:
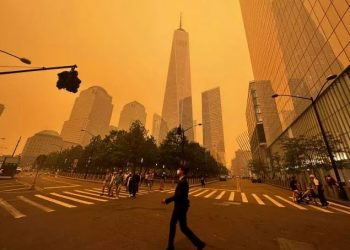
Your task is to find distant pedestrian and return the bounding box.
[130,171,141,197]
[160,172,166,190]
[325,174,337,187]
[113,171,124,199]
[101,169,112,196]
[148,171,154,191]
[108,171,117,197]
[200,176,205,188]
[289,176,299,202]
[162,166,206,250]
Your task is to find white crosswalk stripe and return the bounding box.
[86,189,128,197]
[252,193,265,205]
[204,190,217,198]
[329,201,350,210]
[188,189,202,195]
[263,195,285,207]
[309,205,333,213]
[17,196,55,212]
[241,192,248,203]
[0,198,26,218]
[215,191,226,200]
[63,192,108,202]
[329,206,350,215]
[228,192,235,201]
[35,194,76,208]
[194,190,210,197]
[275,195,307,210]
[50,193,94,205]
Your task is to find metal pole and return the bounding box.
[311,98,348,200]
[0,65,77,75]
[11,136,21,157]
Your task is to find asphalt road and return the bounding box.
[1,175,350,250]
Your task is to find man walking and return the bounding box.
[162,166,206,250]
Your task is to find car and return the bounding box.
[219,175,227,181]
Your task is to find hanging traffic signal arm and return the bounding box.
[0,64,81,93]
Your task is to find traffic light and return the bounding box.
[56,69,81,93]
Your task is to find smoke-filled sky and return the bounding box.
[0,0,253,165]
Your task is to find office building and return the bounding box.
[160,16,194,142]
[118,101,146,131]
[21,130,63,167]
[202,87,226,165]
[61,86,113,146]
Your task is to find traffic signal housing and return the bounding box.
[56,69,81,93]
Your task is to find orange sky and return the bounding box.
[0,0,253,165]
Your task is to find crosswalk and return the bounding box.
[0,181,30,192]
[0,187,153,219]
[170,187,350,216]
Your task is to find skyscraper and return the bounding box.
[118,101,147,131]
[202,87,226,165]
[246,80,282,163]
[61,86,113,146]
[152,113,168,145]
[21,130,63,167]
[240,0,349,141]
[160,16,194,142]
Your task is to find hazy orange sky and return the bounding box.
[0,0,253,165]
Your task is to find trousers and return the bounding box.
[168,206,203,249]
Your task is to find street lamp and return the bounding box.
[272,74,348,200]
[177,123,203,166]
[0,49,31,64]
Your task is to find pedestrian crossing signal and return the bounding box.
[56,69,81,93]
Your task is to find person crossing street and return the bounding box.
[162,166,206,250]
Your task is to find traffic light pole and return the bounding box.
[0,65,77,75]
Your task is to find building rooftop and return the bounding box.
[35,130,61,137]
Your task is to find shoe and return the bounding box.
[197,242,206,250]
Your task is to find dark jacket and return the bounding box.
[165,176,190,208]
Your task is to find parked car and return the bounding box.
[219,175,227,181]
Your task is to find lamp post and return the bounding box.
[177,123,202,167]
[81,129,96,179]
[0,49,31,64]
[272,74,348,200]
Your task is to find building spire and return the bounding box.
[179,12,182,29]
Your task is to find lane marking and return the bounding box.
[188,189,203,195]
[167,190,175,194]
[194,190,210,197]
[328,202,350,210]
[228,192,235,201]
[275,196,307,210]
[86,189,128,197]
[0,184,23,188]
[309,205,333,213]
[50,193,94,205]
[215,191,226,200]
[0,187,29,192]
[17,196,55,213]
[252,193,265,205]
[0,198,26,219]
[241,192,248,203]
[204,190,217,198]
[0,182,19,186]
[63,192,108,202]
[43,185,80,190]
[329,206,350,215]
[77,190,124,199]
[263,195,285,207]
[35,194,76,208]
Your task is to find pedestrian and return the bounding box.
[127,172,133,197]
[161,166,206,250]
[148,171,154,191]
[310,174,328,207]
[101,169,112,196]
[200,176,205,188]
[325,174,337,187]
[160,172,166,191]
[131,171,141,197]
[113,171,124,199]
[108,171,117,197]
[289,176,299,202]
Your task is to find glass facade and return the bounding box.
[240,0,350,142]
